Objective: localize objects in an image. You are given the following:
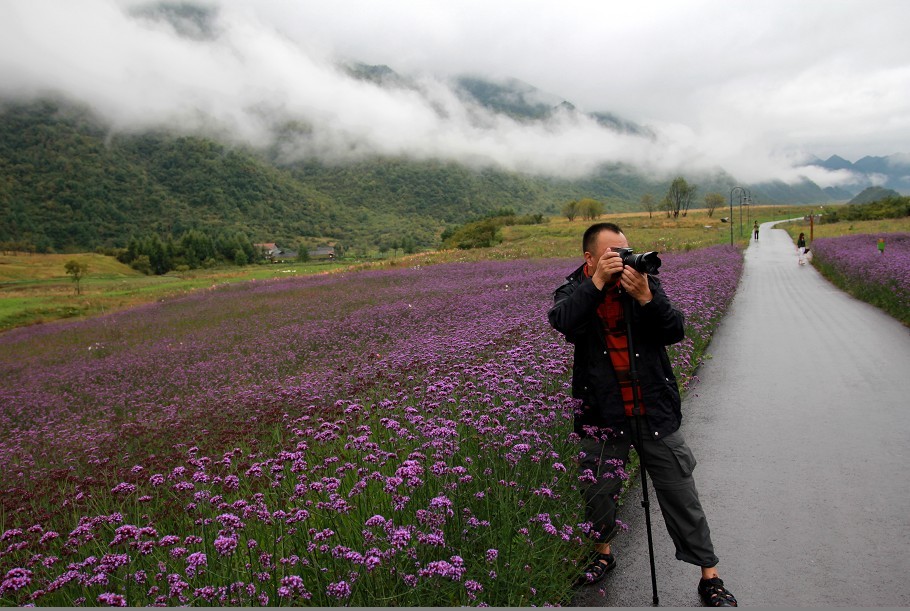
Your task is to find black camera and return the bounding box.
[615,247,661,275]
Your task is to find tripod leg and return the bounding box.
[634,418,660,606]
[622,290,660,606]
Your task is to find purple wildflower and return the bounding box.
[96,592,127,606]
[185,552,207,577]
[110,482,135,495]
[1,568,32,593]
[326,580,352,600]
[213,535,238,556]
[277,575,311,600]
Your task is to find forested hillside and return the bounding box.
[0,100,334,252]
[1,99,625,253]
[0,97,840,254]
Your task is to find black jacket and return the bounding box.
[547,264,685,439]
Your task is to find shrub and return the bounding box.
[129,255,152,275]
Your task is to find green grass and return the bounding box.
[0,256,350,332]
[0,205,843,334]
[351,208,779,270]
[0,252,140,282]
[778,215,910,242]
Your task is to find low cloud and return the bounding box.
[1,0,907,185]
[794,166,864,190]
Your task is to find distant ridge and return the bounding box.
[807,154,910,195]
[848,186,901,205]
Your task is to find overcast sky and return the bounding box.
[1,0,908,186]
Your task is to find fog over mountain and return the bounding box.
[1,0,908,191]
[807,154,910,195]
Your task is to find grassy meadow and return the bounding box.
[779,214,910,242]
[0,206,812,334]
[0,254,349,333]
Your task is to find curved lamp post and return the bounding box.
[729,186,748,245]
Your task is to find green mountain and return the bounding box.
[451,75,654,137]
[0,99,336,252]
[848,186,901,205]
[0,95,843,255]
[454,76,567,122]
[0,98,640,254]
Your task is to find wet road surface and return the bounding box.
[573,221,910,607]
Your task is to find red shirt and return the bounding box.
[585,264,645,417]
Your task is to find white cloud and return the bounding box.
[793,166,863,190]
[1,0,908,184]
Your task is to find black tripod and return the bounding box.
[621,288,660,606]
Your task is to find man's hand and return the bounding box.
[590,248,653,306]
[620,266,653,306]
[590,249,624,290]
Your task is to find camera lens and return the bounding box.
[619,249,661,275]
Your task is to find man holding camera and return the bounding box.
[548,222,737,607]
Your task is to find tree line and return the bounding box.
[562,178,729,221]
[820,194,909,224]
[440,209,546,250]
[114,229,262,275]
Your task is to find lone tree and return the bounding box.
[578,198,604,220]
[664,176,697,218]
[641,193,656,218]
[704,192,725,218]
[64,260,89,295]
[562,200,580,221]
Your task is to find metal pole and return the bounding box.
[739,195,743,237]
[729,187,745,245]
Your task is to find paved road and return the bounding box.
[574,221,910,607]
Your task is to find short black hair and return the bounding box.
[582,222,623,253]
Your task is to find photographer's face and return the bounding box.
[584,229,629,269]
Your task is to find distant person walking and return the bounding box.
[753,221,759,241]
[797,233,807,265]
[878,237,885,255]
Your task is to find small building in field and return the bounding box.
[255,243,279,260]
[308,246,336,260]
[255,243,297,262]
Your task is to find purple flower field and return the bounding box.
[0,246,742,606]
[810,232,910,325]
